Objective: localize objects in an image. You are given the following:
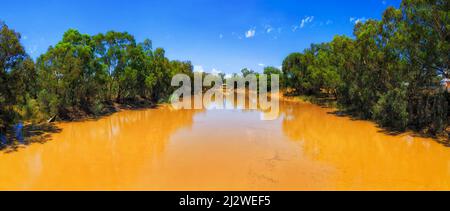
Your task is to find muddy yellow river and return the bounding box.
[1,99,449,190]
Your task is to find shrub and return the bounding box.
[37,90,59,119]
[373,87,409,131]
[22,96,44,123]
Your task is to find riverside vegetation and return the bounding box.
[281,0,449,138]
[0,0,449,148]
[0,23,195,146]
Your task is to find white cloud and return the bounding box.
[265,25,274,33]
[350,17,367,24]
[263,25,282,39]
[194,65,205,73]
[195,66,223,75]
[300,16,314,28]
[292,16,314,32]
[211,68,222,76]
[245,28,256,38]
[258,63,265,67]
[355,18,365,24]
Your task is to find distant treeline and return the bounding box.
[0,23,195,135]
[281,0,449,135]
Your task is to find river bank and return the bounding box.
[0,98,158,151]
[1,96,449,190]
[282,94,450,145]
[2,91,448,152]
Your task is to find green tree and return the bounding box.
[263,66,283,90]
[282,53,308,94]
[241,68,256,77]
[0,22,30,133]
[282,0,449,134]
[37,29,104,118]
[92,31,136,101]
[373,87,409,131]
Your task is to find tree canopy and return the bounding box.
[282,0,449,134]
[1,24,194,136]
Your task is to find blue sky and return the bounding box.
[1,0,401,74]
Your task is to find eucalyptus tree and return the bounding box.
[0,22,35,132]
[36,29,106,117]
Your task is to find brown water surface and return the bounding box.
[0,100,449,190]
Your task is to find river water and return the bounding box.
[0,99,449,190]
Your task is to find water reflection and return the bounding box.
[15,123,25,144]
[0,134,6,147]
[0,106,201,190]
[0,99,449,190]
[281,100,450,190]
[0,123,25,147]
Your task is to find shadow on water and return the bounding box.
[326,109,450,148]
[57,99,158,123]
[0,123,62,154]
[283,94,449,147]
[0,102,181,154]
[68,104,160,123]
[306,97,337,109]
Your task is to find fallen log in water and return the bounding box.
[47,115,57,123]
